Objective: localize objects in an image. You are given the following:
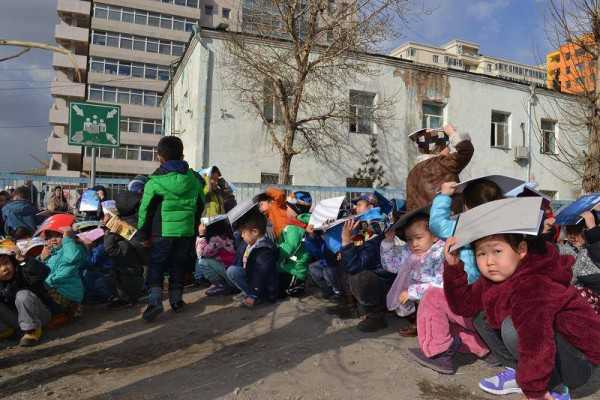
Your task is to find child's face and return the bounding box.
[355,200,371,215]
[0,256,15,281]
[240,227,260,245]
[404,220,436,256]
[474,236,527,283]
[258,200,271,214]
[43,231,63,248]
[566,230,585,249]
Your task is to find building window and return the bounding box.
[89,57,170,81]
[409,48,416,57]
[88,85,162,107]
[432,55,439,63]
[422,102,444,129]
[222,8,231,19]
[487,64,492,72]
[541,119,557,154]
[92,30,186,56]
[120,117,163,135]
[490,111,510,148]
[349,90,376,134]
[205,5,214,15]
[93,3,197,32]
[260,173,292,185]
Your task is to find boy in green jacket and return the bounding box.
[138,136,204,322]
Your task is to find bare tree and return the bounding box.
[221,0,421,184]
[541,0,600,192]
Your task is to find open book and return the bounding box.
[77,228,105,243]
[201,215,233,238]
[79,190,100,212]
[455,175,526,195]
[450,197,544,252]
[308,196,345,230]
[101,200,118,217]
[105,215,137,240]
[16,238,45,257]
[555,194,600,226]
[0,239,17,256]
[227,200,259,227]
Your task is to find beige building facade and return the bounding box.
[390,40,546,87]
[47,0,238,178]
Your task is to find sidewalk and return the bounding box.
[0,288,598,400]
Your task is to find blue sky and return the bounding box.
[0,0,552,172]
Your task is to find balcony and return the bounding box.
[55,23,89,44]
[51,81,86,99]
[49,106,68,125]
[57,0,91,18]
[52,52,87,72]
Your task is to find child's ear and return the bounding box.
[517,241,528,260]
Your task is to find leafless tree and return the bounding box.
[221,0,423,184]
[539,0,600,192]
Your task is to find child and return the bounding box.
[338,218,393,332]
[305,224,343,300]
[2,186,37,237]
[226,209,278,307]
[444,232,600,400]
[137,136,205,322]
[255,189,311,297]
[195,223,236,296]
[81,232,113,304]
[381,211,444,336]
[405,124,474,212]
[0,246,52,346]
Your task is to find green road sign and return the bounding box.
[68,102,120,148]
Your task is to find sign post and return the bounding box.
[68,102,120,187]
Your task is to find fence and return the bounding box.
[0,173,406,209]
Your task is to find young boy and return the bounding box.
[405,124,474,212]
[226,209,278,307]
[2,186,37,237]
[138,136,204,322]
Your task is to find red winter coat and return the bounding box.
[443,243,600,398]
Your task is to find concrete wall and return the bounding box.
[164,31,583,199]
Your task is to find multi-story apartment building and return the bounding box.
[390,40,547,87]
[546,37,596,94]
[47,0,237,178]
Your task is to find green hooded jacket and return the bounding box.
[138,161,204,238]
[278,213,311,280]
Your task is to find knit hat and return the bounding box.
[408,128,449,154]
[127,175,148,193]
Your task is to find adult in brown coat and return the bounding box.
[405,124,474,211]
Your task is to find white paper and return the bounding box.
[308,196,346,229]
[450,197,543,252]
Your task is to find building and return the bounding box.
[546,38,595,94]
[162,28,584,199]
[47,0,238,178]
[389,40,547,87]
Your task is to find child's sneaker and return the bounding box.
[408,336,461,375]
[170,300,186,313]
[19,328,42,347]
[142,304,164,322]
[0,327,15,340]
[479,367,523,395]
[206,284,228,296]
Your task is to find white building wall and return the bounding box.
[164,31,583,199]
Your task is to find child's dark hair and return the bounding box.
[157,136,184,161]
[463,179,503,210]
[237,211,267,235]
[0,190,9,199]
[473,233,547,255]
[565,220,586,236]
[405,211,429,230]
[13,186,30,200]
[13,227,32,241]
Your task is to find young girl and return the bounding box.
[195,223,236,296]
[381,212,444,336]
[444,233,600,400]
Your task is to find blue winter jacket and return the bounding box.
[429,194,480,283]
[2,199,37,235]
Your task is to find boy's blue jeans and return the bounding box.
[147,237,194,306]
[226,266,257,299]
[196,258,235,288]
[308,260,340,296]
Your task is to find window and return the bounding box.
[576,48,585,57]
[432,55,439,63]
[260,173,292,184]
[422,102,444,129]
[409,47,416,57]
[141,146,154,161]
[99,148,113,158]
[94,4,108,19]
[349,90,376,134]
[487,64,492,72]
[205,5,214,15]
[91,28,189,54]
[565,66,571,74]
[564,52,571,60]
[88,85,161,107]
[541,119,557,154]
[490,111,510,148]
[223,8,231,19]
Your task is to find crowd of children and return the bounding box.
[0,127,599,400]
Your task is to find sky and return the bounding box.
[0,0,553,173]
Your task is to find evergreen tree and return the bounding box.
[353,135,389,188]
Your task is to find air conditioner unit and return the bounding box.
[514,146,529,161]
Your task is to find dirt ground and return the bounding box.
[1,287,599,400]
